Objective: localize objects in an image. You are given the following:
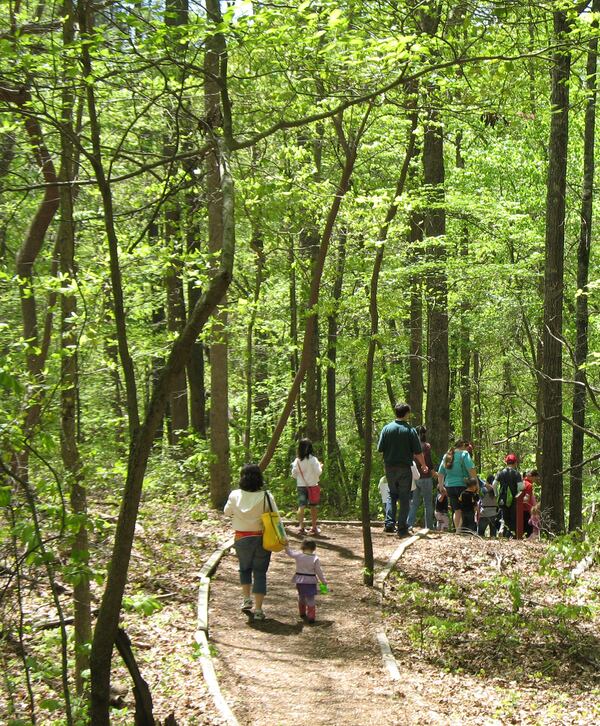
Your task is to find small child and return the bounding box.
[529,504,541,539]
[291,438,323,535]
[478,475,498,538]
[435,490,449,531]
[458,477,480,532]
[285,538,327,624]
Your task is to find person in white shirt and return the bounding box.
[291,438,323,535]
[224,464,279,621]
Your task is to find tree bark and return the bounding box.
[165,201,190,442]
[569,1,598,531]
[423,106,449,463]
[541,10,571,533]
[57,0,90,696]
[205,0,231,506]
[407,212,424,424]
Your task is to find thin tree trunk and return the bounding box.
[569,1,598,531]
[541,10,571,533]
[165,202,189,441]
[407,212,424,423]
[186,213,207,438]
[58,0,90,695]
[244,229,265,459]
[361,103,419,585]
[205,0,230,505]
[260,108,371,471]
[326,230,347,495]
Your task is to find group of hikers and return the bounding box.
[377,402,541,539]
[223,401,540,623]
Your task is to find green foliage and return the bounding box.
[122,593,164,617]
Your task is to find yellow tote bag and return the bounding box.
[261,491,286,552]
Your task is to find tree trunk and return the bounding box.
[423,106,449,463]
[407,212,424,424]
[541,10,571,533]
[244,229,265,460]
[165,203,189,442]
[205,0,231,505]
[326,230,347,491]
[569,2,598,531]
[58,0,90,695]
[186,214,207,438]
[259,108,371,471]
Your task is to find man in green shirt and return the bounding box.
[377,402,428,537]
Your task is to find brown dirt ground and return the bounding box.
[209,525,415,726]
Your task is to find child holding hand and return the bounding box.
[285,538,327,624]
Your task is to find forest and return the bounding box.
[1,0,600,724]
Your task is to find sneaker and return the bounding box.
[308,527,321,536]
[384,525,395,533]
[298,527,306,535]
[241,598,253,615]
[397,529,409,539]
[253,609,266,621]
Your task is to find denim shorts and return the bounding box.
[297,486,314,507]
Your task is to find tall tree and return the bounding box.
[569,0,598,531]
[205,0,231,505]
[540,9,571,532]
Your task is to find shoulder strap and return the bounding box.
[264,491,274,512]
[297,460,308,486]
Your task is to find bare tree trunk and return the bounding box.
[205,0,231,506]
[423,106,449,462]
[165,202,189,442]
[541,10,571,533]
[569,1,598,531]
[57,0,90,695]
[407,212,424,423]
[186,212,207,438]
[326,230,347,492]
[244,229,265,460]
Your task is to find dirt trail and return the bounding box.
[209,525,408,726]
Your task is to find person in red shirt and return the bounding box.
[522,469,539,537]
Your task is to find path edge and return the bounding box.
[374,528,429,680]
[195,536,240,726]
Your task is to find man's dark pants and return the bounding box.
[384,465,412,534]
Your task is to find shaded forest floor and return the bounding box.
[2,495,600,725]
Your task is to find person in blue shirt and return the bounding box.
[437,440,477,532]
[377,402,428,537]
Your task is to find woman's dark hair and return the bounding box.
[443,440,467,469]
[416,425,427,442]
[486,474,495,485]
[298,438,313,461]
[239,464,264,492]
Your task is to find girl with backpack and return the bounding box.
[292,438,323,535]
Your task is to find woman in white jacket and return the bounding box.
[224,464,278,621]
[291,438,323,535]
